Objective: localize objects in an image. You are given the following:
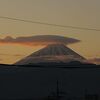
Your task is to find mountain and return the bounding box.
[15,44,86,65]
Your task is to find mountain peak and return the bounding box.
[15,44,86,65]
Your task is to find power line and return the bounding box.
[0,16,100,31]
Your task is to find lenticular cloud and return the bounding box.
[0,35,80,46]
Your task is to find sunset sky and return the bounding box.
[0,0,100,64]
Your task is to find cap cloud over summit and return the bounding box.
[0,35,80,46]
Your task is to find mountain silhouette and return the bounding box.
[15,44,86,65]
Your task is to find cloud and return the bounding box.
[88,58,100,65]
[0,59,2,61]
[0,53,24,57]
[13,54,24,57]
[0,35,80,46]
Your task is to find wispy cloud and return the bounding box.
[0,35,80,46]
[0,53,24,57]
[0,58,2,61]
[88,58,100,65]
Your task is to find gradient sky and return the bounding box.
[0,0,100,64]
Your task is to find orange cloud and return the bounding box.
[88,58,100,65]
[0,53,24,57]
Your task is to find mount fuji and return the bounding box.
[15,44,86,65]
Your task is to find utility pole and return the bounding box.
[56,80,60,99]
[47,80,65,100]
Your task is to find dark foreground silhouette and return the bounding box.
[0,61,100,100]
[15,61,98,68]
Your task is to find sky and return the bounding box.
[0,0,100,64]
